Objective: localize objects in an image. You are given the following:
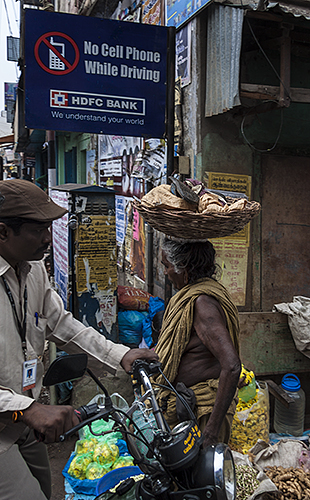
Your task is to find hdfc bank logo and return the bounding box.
[49,89,145,115]
[50,91,68,107]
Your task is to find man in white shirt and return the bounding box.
[0,179,157,500]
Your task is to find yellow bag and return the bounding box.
[229,381,269,454]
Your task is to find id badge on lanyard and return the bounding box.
[22,359,38,391]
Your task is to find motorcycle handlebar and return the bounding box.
[132,359,162,381]
[59,404,110,441]
[58,359,162,442]
[74,403,99,422]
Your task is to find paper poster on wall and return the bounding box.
[75,216,117,293]
[51,189,69,308]
[208,172,252,244]
[124,208,133,264]
[98,135,143,159]
[98,135,145,197]
[131,138,166,184]
[115,195,126,245]
[86,149,96,185]
[120,200,145,281]
[95,291,117,336]
[142,0,163,25]
[211,240,248,306]
[123,7,141,22]
[100,158,122,177]
[174,78,182,152]
[133,209,140,241]
[208,172,251,197]
[130,210,146,281]
[176,23,191,88]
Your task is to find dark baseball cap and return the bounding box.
[0,179,67,221]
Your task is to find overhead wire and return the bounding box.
[239,0,290,151]
[245,17,291,101]
[240,100,284,152]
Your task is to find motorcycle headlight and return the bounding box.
[158,420,203,472]
[191,443,236,500]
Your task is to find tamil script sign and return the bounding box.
[24,10,169,137]
[166,0,212,28]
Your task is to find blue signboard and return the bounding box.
[166,0,211,28]
[24,10,169,138]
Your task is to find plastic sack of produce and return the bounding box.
[233,451,278,500]
[67,452,94,480]
[117,286,153,311]
[78,418,122,443]
[238,365,257,404]
[112,456,134,469]
[118,310,148,346]
[75,438,98,455]
[141,296,165,347]
[63,437,133,495]
[229,379,270,455]
[93,441,119,468]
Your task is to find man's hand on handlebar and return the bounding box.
[19,401,80,443]
[120,348,159,373]
[202,430,218,449]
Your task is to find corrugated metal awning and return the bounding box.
[214,0,310,20]
[268,1,310,19]
[205,4,244,117]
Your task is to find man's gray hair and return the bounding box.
[162,238,216,284]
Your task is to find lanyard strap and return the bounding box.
[2,276,28,359]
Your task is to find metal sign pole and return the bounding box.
[165,26,176,305]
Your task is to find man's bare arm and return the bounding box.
[193,294,241,447]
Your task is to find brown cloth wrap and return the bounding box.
[154,278,240,428]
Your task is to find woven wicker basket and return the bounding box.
[133,199,261,241]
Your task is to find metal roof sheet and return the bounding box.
[215,0,310,19]
[205,4,244,116]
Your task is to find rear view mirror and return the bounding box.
[43,353,88,386]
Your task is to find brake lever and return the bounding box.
[59,407,112,441]
[132,360,162,382]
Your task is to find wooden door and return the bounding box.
[261,155,310,310]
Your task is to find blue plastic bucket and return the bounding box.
[95,466,143,495]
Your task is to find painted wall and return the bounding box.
[56,132,94,185]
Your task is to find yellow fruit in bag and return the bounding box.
[85,462,107,480]
[229,381,269,454]
[68,453,93,479]
[75,438,98,455]
[112,456,134,469]
[93,442,117,467]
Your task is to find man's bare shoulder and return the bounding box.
[194,294,226,321]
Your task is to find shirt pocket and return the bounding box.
[28,314,48,359]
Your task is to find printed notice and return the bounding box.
[211,240,248,306]
[208,172,252,244]
[75,216,117,293]
[51,189,69,308]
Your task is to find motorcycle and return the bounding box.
[43,353,236,500]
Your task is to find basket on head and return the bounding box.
[132,198,261,241]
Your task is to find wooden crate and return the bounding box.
[239,312,310,376]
